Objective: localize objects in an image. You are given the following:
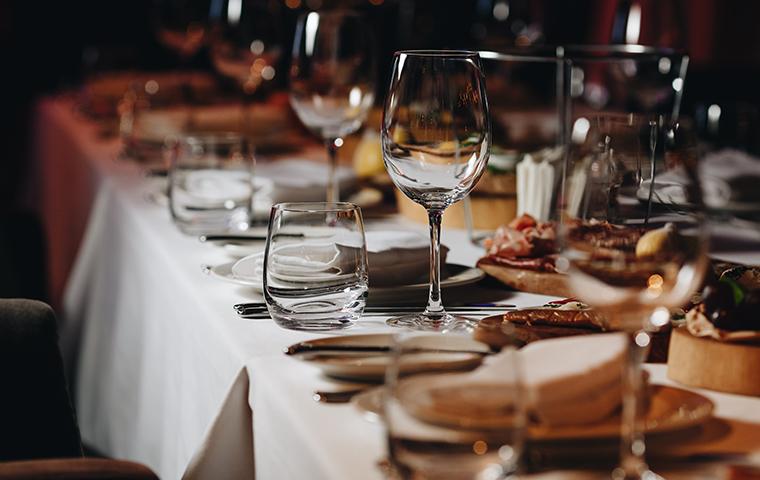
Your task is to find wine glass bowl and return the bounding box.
[382,50,490,331]
[289,10,376,202]
[384,332,524,479]
[558,106,707,478]
[151,0,211,62]
[209,0,283,97]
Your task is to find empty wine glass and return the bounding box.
[151,0,211,63]
[558,114,707,479]
[289,10,376,203]
[382,51,490,331]
[209,0,283,101]
[385,332,524,479]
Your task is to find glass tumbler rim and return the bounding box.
[273,201,361,213]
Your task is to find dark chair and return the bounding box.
[0,213,48,301]
[0,299,158,479]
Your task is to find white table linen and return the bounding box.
[35,96,760,480]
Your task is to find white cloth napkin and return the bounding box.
[638,148,760,208]
[459,332,628,426]
[268,241,362,284]
[231,230,444,288]
[255,159,356,204]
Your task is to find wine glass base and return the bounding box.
[385,312,477,332]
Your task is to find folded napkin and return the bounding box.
[232,229,363,286]
[268,241,364,285]
[520,333,627,426]
[638,148,760,208]
[231,230,445,288]
[458,333,628,427]
[255,159,356,204]
[365,231,447,287]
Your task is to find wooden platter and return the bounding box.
[474,314,671,363]
[668,327,760,396]
[475,258,572,297]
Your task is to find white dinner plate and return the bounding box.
[202,262,485,295]
[287,333,491,382]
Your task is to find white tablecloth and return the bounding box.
[35,97,760,480]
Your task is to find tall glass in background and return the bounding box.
[382,51,490,331]
[464,49,565,244]
[209,0,283,113]
[289,10,376,203]
[558,49,707,480]
[263,202,368,331]
[151,0,211,63]
[561,46,688,152]
[385,332,524,479]
[168,133,254,234]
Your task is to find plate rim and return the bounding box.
[352,383,714,440]
[288,333,491,382]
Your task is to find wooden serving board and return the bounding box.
[475,314,670,363]
[668,327,760,396]
[476,259,573,297]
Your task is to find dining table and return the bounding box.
[34,93,760,480]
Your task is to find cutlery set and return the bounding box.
[233,302,515,319]
[199,232,304,243]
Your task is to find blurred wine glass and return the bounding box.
[385,332,524,479]
[289,10,376,203]
[610,0,686,49]
[382,51,490,331]
[151,0,212,63]
[557,52,708,480]
[463,49,564,245]
[209,0,283,100]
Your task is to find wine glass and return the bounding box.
[382,51,490,331]
[209,0,283,108]
[385,332,524,479]
[557,114,708,478]
[151,0,211,63]
[289,10,376,203]
[463,49,565,245]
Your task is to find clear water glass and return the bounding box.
[264,202,368,331]
[385,332,525,480]
[168,133,254,234]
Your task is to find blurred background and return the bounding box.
[2,0,760,302]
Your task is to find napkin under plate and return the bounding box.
[231,230,446,287]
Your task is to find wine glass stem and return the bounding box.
[425,209,444,316]
[618,329,649,479]
[325,138,340,203]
